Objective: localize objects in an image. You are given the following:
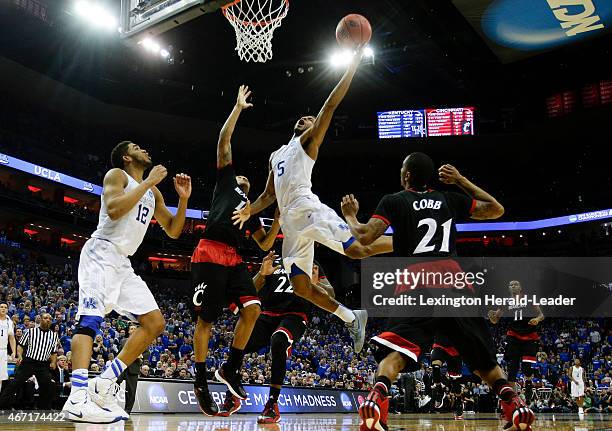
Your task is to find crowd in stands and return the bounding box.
[0,246,611,414]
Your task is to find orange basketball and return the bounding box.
[335,14,372,48]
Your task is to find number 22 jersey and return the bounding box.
[258,261,326,320]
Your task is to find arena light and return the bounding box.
[73,1,117,30]
[329,50,354,68]
[364,46,375,58]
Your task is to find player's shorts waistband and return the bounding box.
[191,238,243,267]
[507,329,539,341]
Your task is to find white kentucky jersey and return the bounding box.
[91,170,156,256]
[270,135,317,212]
[0,317,13,348]
[572,366,584,383]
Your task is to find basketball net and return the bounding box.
[222,0,289,63]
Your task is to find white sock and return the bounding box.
[334,305,355,323]
[70,368,89,394]
[100,358,127,381]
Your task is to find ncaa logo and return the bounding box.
[340,393,353,410]
[148,384,169,410]
[482,0,611,51]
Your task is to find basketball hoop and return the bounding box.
[222,0,289,63]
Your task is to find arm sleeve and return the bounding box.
[445,192,476,220]
[372,194,395,227]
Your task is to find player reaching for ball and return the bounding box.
[232,29,391,354]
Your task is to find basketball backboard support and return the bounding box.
[119,0,232,40]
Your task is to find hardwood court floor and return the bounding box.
[1,413,610,430]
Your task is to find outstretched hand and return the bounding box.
[232,200,251,229]
[236,85,253,110]
[260,251,281,276]
[173,173,192,199]
[341,194,360,218]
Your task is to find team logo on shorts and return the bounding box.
[82,297,98,309]
[193,283,207,307]
[338,223,350,231]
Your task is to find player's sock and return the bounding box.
[333,304,355,323]
[269,386,281,401]
[100,358,127,381]
[195,362,208,387]
[374,376,391,395]
[493,378,516,402]
[225,347,245,374]
[70,368,89,395]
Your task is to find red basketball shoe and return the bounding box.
[359,384,389,431]
[501,395,535,431]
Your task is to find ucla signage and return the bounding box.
[453,0,611,62]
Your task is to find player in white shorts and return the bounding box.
[233,47,391,353]
[63,141,192,423]
[569,358,586,415]
[0,302,16,393]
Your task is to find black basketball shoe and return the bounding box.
[194,384,219,416]
[215,364,247,400]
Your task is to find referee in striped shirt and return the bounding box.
[0,313,59,410]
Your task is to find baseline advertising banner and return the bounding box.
[452,0,612,62]
[129,380,367,414]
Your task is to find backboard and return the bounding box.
[119,0,232,40]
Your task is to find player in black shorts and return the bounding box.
[489,280,544,394]
[191,86,283,415]
[431,333,464,419]
[341,153,535,431]
[216,252,333,423]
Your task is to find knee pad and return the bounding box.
[75,315,103,339]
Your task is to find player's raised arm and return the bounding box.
[217,85,253,168]
[152,173,192,239]
[341,194,390,247]
[233,165,276,227]
[439,164,504,220]
[104,166,167,221]
[301,47,364,159]
[251,207,282,251]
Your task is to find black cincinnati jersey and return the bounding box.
[502,299,541,337]
[373,189,475,257]
[202,164,262,249]
[258,261,327,319]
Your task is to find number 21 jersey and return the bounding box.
[373,189,475,257]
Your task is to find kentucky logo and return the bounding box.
[83,297,98,309]
[0,154,8,165]
[83,182,94,192]
[338,223,350,231]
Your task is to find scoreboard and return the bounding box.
[377,107,475,139]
